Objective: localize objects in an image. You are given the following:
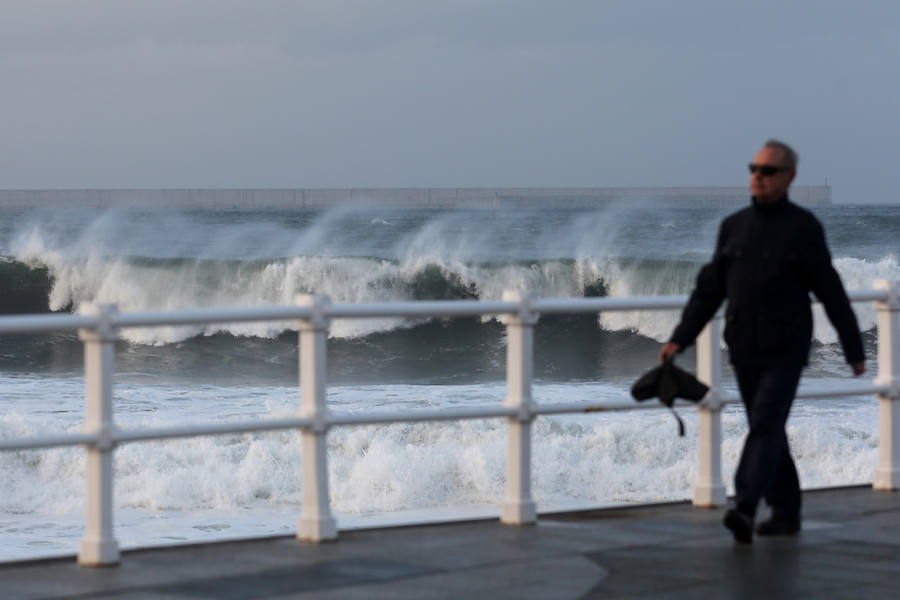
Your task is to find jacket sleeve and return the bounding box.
[668,221,728,349]
[802,218,865,365]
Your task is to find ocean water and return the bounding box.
[0,199,895,560]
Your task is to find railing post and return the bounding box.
[77,303,120,566]
[296,294,338,541]
[874,280,900,490]
[500,290,537,525]
[693,312,727,507]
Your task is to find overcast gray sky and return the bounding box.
[2,1,898,202]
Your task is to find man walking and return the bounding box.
[660,140,865,543]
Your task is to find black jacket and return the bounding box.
[669,197,864,366]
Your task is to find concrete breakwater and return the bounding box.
[0,186,831,209]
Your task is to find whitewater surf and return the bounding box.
[0,200,894,559]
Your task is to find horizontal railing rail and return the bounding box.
[0,282,898,567]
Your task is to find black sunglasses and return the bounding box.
[748,163,789,176]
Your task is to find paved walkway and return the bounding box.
[2,486,898,599]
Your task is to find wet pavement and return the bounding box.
[1,486,898,599]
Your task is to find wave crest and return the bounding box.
[5,224,893,346]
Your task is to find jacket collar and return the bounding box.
[751,195,789,213]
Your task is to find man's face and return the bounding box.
[749,146,795,203]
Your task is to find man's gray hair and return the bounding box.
[764,139,798,170]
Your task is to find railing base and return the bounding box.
[297,516,338,542]
[873,469,900,491]
[501,500,537,525]
[77,538,120,567]
[692,484,727,507]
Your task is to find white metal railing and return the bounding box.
[1,281,898,567]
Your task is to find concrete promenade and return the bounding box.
[1,486,898,599]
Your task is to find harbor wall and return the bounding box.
[0,186,831,209]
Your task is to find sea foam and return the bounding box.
[0,379,879,517]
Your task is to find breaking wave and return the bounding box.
[3,206,892,346]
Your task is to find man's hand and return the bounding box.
[852,362,866,377]
[659,342,680,363]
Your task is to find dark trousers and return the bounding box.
[733,362,804,521]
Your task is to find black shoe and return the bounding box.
[723,509,754,544]
[756,517,800,536]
